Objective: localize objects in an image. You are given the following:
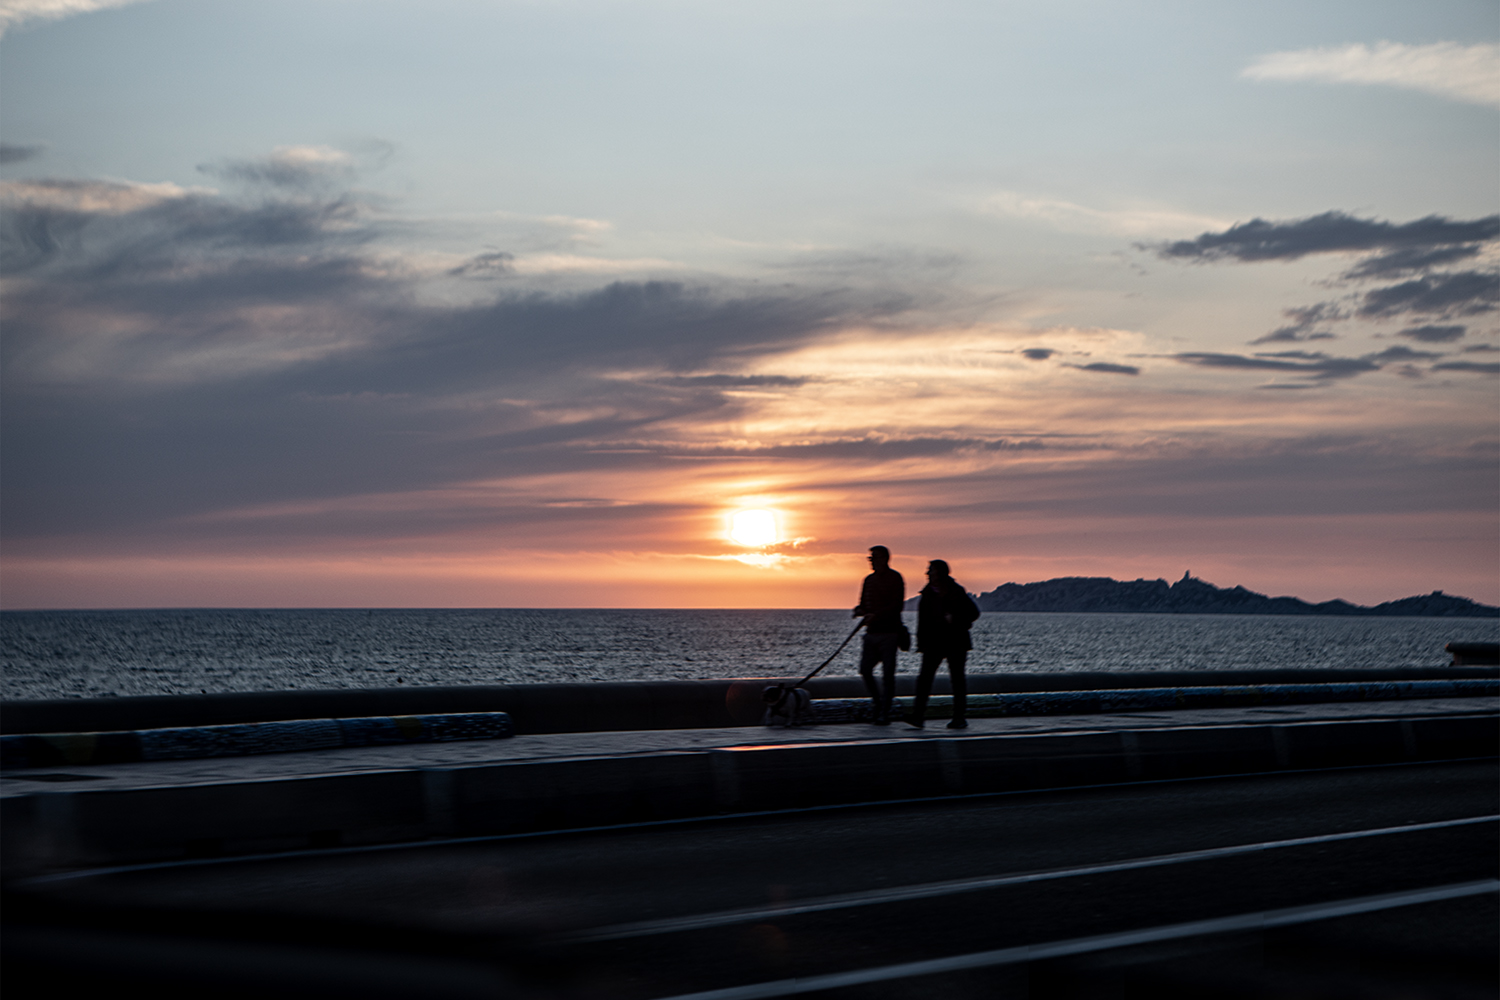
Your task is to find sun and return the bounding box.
[729,509,779,548]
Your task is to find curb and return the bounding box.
[0,713,514,771]
[811,679,1500,723]
[7,682,1493,768]
[3,711,1494,875]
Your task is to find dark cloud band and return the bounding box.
[1148,211,1498,264]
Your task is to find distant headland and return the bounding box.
[906,572,1499,617]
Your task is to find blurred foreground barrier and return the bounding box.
[0,713,513,770]
[3,710,1494,875]
[814,678,1500,724]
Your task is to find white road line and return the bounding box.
[651,879,1500,1000]
[558,814,1498,943]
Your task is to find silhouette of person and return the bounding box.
[907,559,979,729]
[853,545,905,725]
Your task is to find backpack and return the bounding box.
[954,585,980,626]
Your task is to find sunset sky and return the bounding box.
[2,0,1496,609]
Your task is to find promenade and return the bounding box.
[4,680,1496,998]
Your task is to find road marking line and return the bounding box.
[558,814,1498,943]
[651,879,1500,1000]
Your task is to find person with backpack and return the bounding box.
[907,559,980,729]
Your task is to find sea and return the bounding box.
[3,609,1496,701]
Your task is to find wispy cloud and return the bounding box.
[0,0,152,38]
[982,191,1226,237]
[1242,41,1500,108]
[508,253,686,276]
[1251,303,1344,345]
[0,178,209,214]
[198,146,358,190]
[1173,351,1380,381]
[0,143,45,164]
[1065,362,1140,376]
[1431,360,1500,375]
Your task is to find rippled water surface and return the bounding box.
[3,609,1495,699]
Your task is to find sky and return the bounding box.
[1,0,1497,609]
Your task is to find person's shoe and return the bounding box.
[945,719,968,729]
[873,713,890,725]
[905,717,925,729]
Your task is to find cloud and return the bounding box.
[982,191,1226,237]
[1357,271,1498,318]
[0,172,928,539]
[508,253,685,275]
[1463,344,1499,353]
[1365,345,1443,363]
[1242,42,1500,108]
[653,374,810,388]
[0,0,151,37]
[1020,348,1056,360]
[1341,244,1484,279]
[1431,360,1500,374]
[0,143,45,164]
[198,146,357,190]
[1398,324,1466,343]
[447,251,515,278]
[1175,344,1479,381]
[5,160,1496,609]
[0,179,374,277]
[1066,362,1140,375]
[1148,211,1498,264]
[1173,352,1380,381]
[1152,210,1499,344]
[673,436,1048,461]
[1250,303,1344,344]
[1,178,207,214]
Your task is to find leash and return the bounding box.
[794,620,866,688]
[763,620,867,718]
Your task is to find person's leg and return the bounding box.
[857,637,882,713]
[909,651,941,728]
[947,650,969,728]
[880,640,898,723]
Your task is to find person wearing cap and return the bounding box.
[853,545,906,725]
[907,559,979,729]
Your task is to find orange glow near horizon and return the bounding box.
[3,503,1494,610]
[2,322,1495,611]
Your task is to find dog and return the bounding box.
[761,683,813,727]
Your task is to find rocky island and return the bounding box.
[906,572,1499,617]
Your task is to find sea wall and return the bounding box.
[4,666,1496,736]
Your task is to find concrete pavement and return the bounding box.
[3,696,1494,875]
